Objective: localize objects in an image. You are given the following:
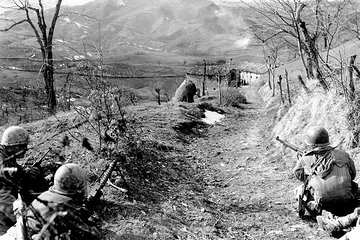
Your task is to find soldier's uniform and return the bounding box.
[293,126,357,217]
[0,163,100,240]
[0,126,47,234]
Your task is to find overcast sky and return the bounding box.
[62,0,94,6]
[61,0,244,7]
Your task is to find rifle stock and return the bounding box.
[275,136,304,156]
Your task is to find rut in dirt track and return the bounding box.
[187,85,332,239]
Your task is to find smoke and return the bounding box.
[234,38,251,49]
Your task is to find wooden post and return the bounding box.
[349,55,356,101]
[155,88,161,105]
[284,70,292,106]
[228,58,232,87]
[297,75,310,94]
[277,75,285,104]
[267,56,272,90]
[217,74,222,105]
[203,60,206,96]
[272,71,276,97]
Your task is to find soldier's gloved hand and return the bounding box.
[45,173,54,184]
[24,166,41,178]
[31,234,40,240]
[12,199,25,216]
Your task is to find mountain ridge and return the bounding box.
[0,0,258,62]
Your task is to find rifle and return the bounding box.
[86,157,128,210]
[275,136,305,157]
[30,148,52,168]
[3,149,27,163]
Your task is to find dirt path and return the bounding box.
[187,85,333,239]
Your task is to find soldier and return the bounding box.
[293,126,357,218]
[0,163,100,240]
[0,126,47,235]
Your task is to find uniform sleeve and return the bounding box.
[347,153,356,180]
[293,157,306,182]
[18,166,48,205]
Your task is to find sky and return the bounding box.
[61,0,244,7]
[62,0,94,7]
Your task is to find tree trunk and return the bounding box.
[349,55,356,101]
[306,56,314,79]
[296,3,328,90]
[44,50,57,111]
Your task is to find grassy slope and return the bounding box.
[257,38,360,178]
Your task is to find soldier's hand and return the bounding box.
[24,166,41,178]
[12,199,25,216]
[31,234,40,240]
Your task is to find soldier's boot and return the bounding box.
[317,214,341,236]
[317,208,360,236]
[298,195,306,218]
[336,208,360,229]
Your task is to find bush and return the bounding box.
[221,88,247,108]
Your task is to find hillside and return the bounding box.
[2,0,360,239]
[0,0,263,64]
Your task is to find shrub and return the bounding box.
[221,88,247,108]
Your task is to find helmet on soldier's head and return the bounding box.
[305,126,329,148]
[1,126,29,146]
[53,163,88,197]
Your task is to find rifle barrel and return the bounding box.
[31,148,52,168]
[275,136,304,155]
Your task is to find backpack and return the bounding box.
[307,150,356,215]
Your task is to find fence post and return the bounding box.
[284,70,292,106]
[155,88,161,105]
[277,75,284,104]
[267,56,272,90]
[217,75,222,105]
[297,75,310,94]
[203,60,206,96]
[272,70,276,97]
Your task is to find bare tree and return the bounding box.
[243,0,351,90]
[345,1,360,41]
[0,0,63,111]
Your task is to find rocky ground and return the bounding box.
[96,83,336,240]
[168,84,334,240]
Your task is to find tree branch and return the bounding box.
[48,0,63,46]
[295,3,306,23]
[0,19,28,31]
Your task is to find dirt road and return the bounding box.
[186,84,333,239]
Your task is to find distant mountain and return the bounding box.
[0,0,253,59]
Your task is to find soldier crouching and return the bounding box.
[0,163,100,240]
[0,126,48,235]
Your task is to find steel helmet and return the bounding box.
[53,163,88,197]
[305,126,329,147]
[1,126,30,146]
